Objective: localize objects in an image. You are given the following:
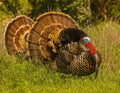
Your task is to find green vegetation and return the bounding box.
[0,0,120,93]
[1,0,120,25]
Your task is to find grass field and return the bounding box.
[0,18,120,93]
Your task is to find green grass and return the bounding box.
[0,19,120,93]
[0,53,120,93]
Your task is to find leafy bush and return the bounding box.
[1,0,120,25]
[90,0,120,22]
[28,0,91,25]
[0,0,31,16]
[0,0,91,25]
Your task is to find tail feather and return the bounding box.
[28,12,79,60]
[5,15,34,55]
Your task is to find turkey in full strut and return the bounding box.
[5,12,101,77]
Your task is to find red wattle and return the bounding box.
[85,42,96,54]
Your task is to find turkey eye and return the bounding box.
[83,37,90,43]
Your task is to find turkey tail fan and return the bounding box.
[5,15,34,55]
[28,12,79,61]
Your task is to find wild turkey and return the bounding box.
[5,12,101,77]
